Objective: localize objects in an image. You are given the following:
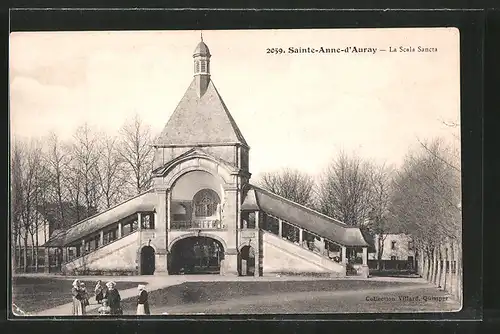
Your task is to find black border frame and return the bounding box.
[4,7,484,331]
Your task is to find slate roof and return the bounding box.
[249,185,369,247]
[42,191,157,247]
[155,79,248,147]
[241,187,260,211]
[194,41,210,56]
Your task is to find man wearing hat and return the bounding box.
[136,284,150,315]
[105,281,122,315]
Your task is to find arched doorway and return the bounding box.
[240,245,255,276]
[140,246,155,275]
[169,236,224,275]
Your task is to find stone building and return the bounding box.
[43,38,370,278]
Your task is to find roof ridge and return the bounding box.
[155,79,196,145]
[209,81,248,146]
[46,190,154,238]
[250,184,351,228]
[155,78,248,147]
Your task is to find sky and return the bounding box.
[9,28,460,179]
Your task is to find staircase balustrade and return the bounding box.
[264,228,344,266]
[171,219,224,230]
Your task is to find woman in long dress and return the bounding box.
[106,281,122,315]
[136,284,150,315]
[80,282,89,313]
[71,279,84,315]
[94,280,107,304]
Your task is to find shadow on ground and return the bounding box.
[12,276,147,313]
[91,280,427,315]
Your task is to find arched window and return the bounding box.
[193,189,220,217]
[200,60,207,72]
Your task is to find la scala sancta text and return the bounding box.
[390,46,438,53]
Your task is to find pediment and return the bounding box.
[152,147,237,178]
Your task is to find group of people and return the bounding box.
[71,279,150,316]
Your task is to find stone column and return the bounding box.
[299,228,303,245]
[100,230,104,247]
[278,219,283,238]
[222,249,239,276]
[137,212,142,231]
[81,239,86,254]
[341,246,347,264]
[62,247,68,263]
[153,188,168,274]
[44,247,50,273]
[54,248,59,268]
[166,189,171,231]
[254,211,260,277]
[117,223,122,239]
[360,247,370,278]
[362,247,368,265]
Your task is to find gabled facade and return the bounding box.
[43,39,370,278]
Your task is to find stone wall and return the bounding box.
[63,232,139,275]
[262,231,346,276]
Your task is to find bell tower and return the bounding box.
[193,33,211,97]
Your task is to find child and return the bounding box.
[98,299,111,316]
[80,282,90,308]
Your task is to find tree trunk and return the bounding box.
[16,234,21,272]
[443,245,448,292]
[457,243,462,304]
[30,232,36,273]
[429,248,434,283]
[35,233,39,272]
[23,232,28,273]
[12,232,17,272]
[437,247,442,287]
[448,241,454,295]
[432,247,437,285]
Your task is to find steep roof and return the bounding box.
[248,184,369,247]
[155,78,248,147]
[43,191,157,247]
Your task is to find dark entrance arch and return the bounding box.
[240,245,255,276]
[140,246,155,275]
[169,236,224,275]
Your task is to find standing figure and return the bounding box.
[71,279,85,315]
[94,280,107,304]
[80,282,90,312]
[106,281,122,315]
[136,284,150,315]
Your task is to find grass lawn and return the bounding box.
[12,277,147,314]
[90,279,441,315]
[170,286,460,314]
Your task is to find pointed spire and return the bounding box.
[201,30,203,42]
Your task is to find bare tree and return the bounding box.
[118,114,154,195]
[96,134,128,209]
[17,139,44,272]
[365,163,394,269]
[317,151,373,226]
[44,132,71,229]
[390,138,461,295]
[71,124,101,218]
[258,168,315,207]
[10,139,25,271]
